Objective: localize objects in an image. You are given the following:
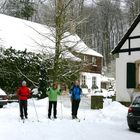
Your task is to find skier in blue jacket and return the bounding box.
[69,80,82,119]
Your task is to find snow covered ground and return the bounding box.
[0,96,140,140]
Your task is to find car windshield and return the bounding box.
[133,96,140,105]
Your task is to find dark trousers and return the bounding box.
[72,99,80,117]
[19,100,28,118]
[48,101,57,118]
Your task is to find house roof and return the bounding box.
[0,14,102,60]
[63,32,103,57]
[111,13,140,54]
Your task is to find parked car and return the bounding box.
[127,95,140,130]
[8,94,18,103]
[0,88,8,108]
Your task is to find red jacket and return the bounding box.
[17,86,31,100]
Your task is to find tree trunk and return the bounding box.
[53,0,65,82]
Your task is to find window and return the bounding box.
[135,61,140,91]
[83,55,88,62]
[127,63,136,88]
[92,77,97,86]
[137,64,140,86]
[92,77,98,89]
[127,60,140,92]
[92,57,96,65]
[81,75,86,86]
[133,96,140,105]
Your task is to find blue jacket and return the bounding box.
[70,85,82,100]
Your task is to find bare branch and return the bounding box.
[16,66,38,87]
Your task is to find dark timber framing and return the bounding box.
[112,13,140,54]
[128,38,131,55]
[114,35,140,54]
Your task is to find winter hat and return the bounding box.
[22,81,26,85]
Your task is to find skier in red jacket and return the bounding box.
[17,81,31,120]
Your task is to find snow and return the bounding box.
[0,96,140,140]
[87,88,115,97]
[0,88,6,95]
[0,14,102,61]
[63,32,103,58]
[31,88,38,95]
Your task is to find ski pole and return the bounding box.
[81,95,90,120]
[46,99,48,119]
[18,100,22,121]
[60,95,63,119]
[32,98,39,122]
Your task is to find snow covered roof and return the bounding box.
[62,32,103,57]
[0,14,102,60]
[101,76,115,83]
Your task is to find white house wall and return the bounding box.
[80,72,101,91]
[116,50,140,102]
[130,22,140,49]
[120,38,140,50]
[120,22,140,50]
[115,22,140,102]
[131,22,140,36]
[131,39,140,48]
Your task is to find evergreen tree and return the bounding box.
[38,63,48,99]
[5,0,35,20]
[0,47,41,94]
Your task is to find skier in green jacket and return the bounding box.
[47,82,62,119]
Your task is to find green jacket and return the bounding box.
[47,87,61,101]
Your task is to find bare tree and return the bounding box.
[80,0,126,76]
[0,0,7,13]
[48,0,89,82]
[125,0,140,25]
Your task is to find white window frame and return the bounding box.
[92,76,97,86]
[84,55,88,62]
[81,75,86,85]
[135,60,140,91]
